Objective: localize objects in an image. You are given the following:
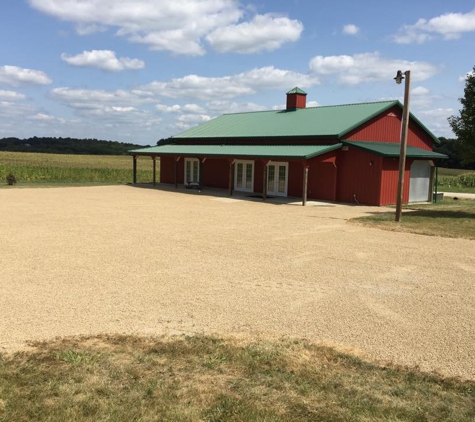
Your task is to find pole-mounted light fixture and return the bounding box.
[394,70,404,85]
[394,70,411,222]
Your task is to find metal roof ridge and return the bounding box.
[220,100,398,116]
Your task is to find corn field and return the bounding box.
[0,151,155,184]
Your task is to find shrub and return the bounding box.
[6,172,16,185]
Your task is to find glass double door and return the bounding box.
[234,160,254,192]
[267,162,288,196]
[185,158,199,185]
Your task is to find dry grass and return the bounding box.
[351,199,475,240]
[1,334,474,421]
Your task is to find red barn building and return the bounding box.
[130,88,446,206]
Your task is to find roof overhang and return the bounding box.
[129,144,343,160]
[342,140,447,159]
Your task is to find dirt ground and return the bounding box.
[1,185,474,380]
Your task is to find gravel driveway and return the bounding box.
[1,185,474,380]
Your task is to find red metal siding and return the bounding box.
[287,161,303,197]
[336,148,383,205]
[345,106,433,150]
[202,159,229,189]
[307,152,338,201]
[379,158,411,206]
[286,94,306,109]
[254,160,264,194]
[160,156,177,184]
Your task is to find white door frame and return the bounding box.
[267,161,289,197]
[184,157,200,186]
[234,160,254,192]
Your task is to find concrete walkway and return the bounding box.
[439,191,475,200]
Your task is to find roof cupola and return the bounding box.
[286,87,307,110]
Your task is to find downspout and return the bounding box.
[434,166,439,203]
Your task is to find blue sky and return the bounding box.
[0,0,473,145]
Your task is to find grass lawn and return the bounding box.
[0,151,155,185]
[352,199,475,240]
[1,334,474,422]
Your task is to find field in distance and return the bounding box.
[0,151,154,185]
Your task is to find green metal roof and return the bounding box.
[286,87,307,95]
[342,141,447,159]
[129,144,342,160]
[171,100,440,145]
[172,101,398,139]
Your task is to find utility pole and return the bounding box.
[394,70,411,222]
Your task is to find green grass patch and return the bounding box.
[352,199,475,240]
[0,151,155,185]
[1,334,474,421]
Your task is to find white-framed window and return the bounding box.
[267,161,288,197]
[234,160,254,192]
[184,158,199,185]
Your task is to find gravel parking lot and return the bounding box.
[1,185,474,379]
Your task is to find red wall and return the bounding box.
[160,156,178,184]
[202,159,229,189]
[286,94,307,109]
[306,152,338,201]
[379,158,411,206]
[345,106,434,150]
[336,148,383,205]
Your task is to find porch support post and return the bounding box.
[199,157,205,190]
[152,156,156,186]
[132,155,137,184]
[228,159,235,196]
[174,156,180,189]
[428,160,435,203]
[302,163,309,206]
[262,159,270,201]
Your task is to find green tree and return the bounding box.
[448,66,475,163]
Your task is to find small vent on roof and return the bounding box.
[286,87,307,110]
[387,112,397,117]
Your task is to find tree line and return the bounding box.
[0,137,148,155]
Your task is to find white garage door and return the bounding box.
[409,160,431,203]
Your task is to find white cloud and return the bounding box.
[342,24,359,35]
[182,103,206,114]
[393,10,475,44]
[175,114,211,130]
[143,66,318,100]
[75,23,107,35]
[412,86,430,96]
[307,100,319,107]
[207,100,267,114]
[51,87,155,107]
[0,90,27,101]
[156,104,182,113]
[27,0,241,55]
[206,14,302,54]
[419,108,454,119]
[308,52,438,85]
[61,50,145,72]
[418,108,455,137]
[0,65,52,86]
[28,0,302,56]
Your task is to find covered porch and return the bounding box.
[129,144,342,206]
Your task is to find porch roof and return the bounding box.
[342,141,448,159]
[129,143,342,160]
